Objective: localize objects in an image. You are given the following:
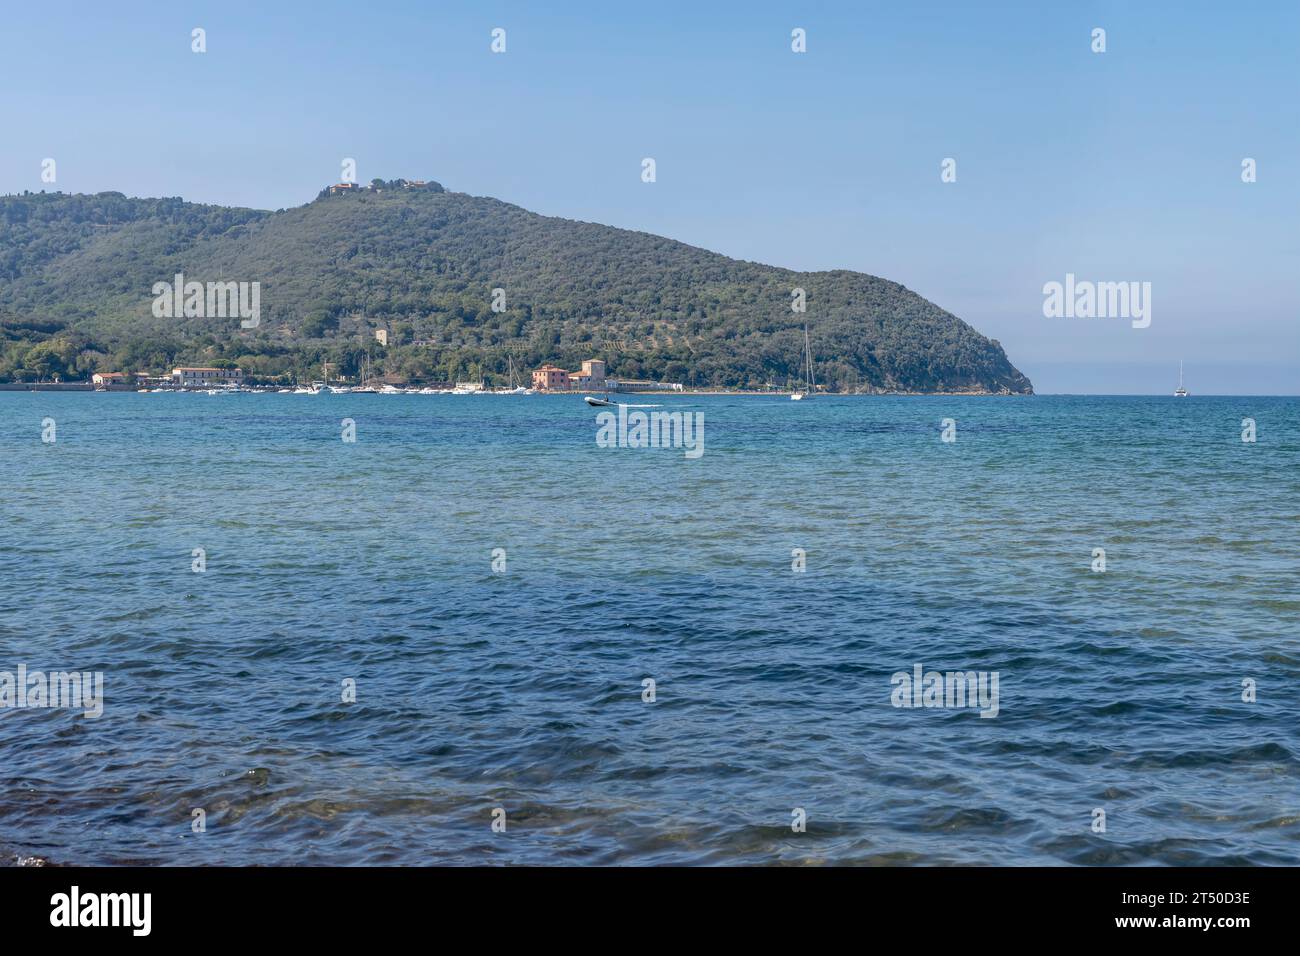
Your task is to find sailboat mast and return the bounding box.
[804,324,815,392]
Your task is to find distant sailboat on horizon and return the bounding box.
[791,323,816,400]
[1175,360,1188,397]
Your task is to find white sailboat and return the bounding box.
[494,355,531,394]
[1174,360,1188,397]
[791,323,815,400]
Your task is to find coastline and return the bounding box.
[0,383,1033,396]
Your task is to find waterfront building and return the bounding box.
[531,364,571,390]
[576,359,606,386]
[171,366,244,387]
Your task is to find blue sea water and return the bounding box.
[0,392,1297,866]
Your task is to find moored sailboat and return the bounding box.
[791,323,816,400]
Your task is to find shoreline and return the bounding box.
[0,383,1033,397]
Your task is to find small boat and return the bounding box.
[1174,360,1188,397]
[585,395,617,407]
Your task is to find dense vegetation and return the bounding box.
[0,185,1031,392]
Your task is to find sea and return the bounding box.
[1,392,1297,865]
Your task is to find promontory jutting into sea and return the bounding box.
[0,181,1030,396]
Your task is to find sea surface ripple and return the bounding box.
[1,393,1297,865]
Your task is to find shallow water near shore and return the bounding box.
[1,392,1297,865]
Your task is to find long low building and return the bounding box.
[172,366,244,387]
[607,379,684,392]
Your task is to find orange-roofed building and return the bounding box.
[531,365,571,390]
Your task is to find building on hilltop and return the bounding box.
[322,179,444,198]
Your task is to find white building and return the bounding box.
[172,366,244,387]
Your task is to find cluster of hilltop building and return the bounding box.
[324,178,443,196]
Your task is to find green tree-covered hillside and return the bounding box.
[0,184,1031,392]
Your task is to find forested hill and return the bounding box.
[0,183,1032,392]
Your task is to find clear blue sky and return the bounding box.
[2,1,1296,393]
